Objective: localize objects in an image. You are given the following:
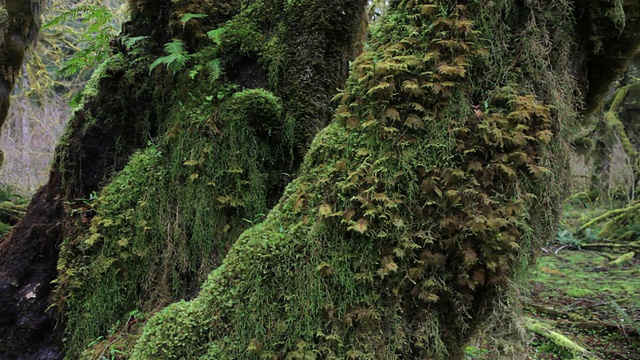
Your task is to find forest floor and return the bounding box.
[465,204,640,359]
[525,249,640,359]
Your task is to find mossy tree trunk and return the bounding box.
[3,0,640,359]
[0,0,367,358]
[127,0,640,359]
[589,69,640,203]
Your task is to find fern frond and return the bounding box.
[206,58,221,80]
[122,36,149,50]
[180,13,208,24]
[206,28,225,45]
[149,40,191,75]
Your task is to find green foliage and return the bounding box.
[149,40,191,75]
[556,229,585,249]
[180,13,208,24]
[150,32,225,79]
[0,222,10,236]
[464,345,489,359]
[56,0,368,358]
[43,4,118,77]
[131,1,580,358]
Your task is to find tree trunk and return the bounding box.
[3,0,640,359]
[0,0,41,166]
[590,75,640,203]
[0,0,367,358]
[127,0,640,359]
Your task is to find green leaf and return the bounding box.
[206,58,221,80]
[180,13,208,24]
[149,40,190,74]
[123,36,149,50]
[207,28,225,45]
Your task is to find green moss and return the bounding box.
[56,0,367,358]
[526,319,595,360]
[566,288,596,298]
[533,250,640,301]
[0,0,39,131]
[131,1,584,358]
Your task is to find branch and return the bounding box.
[578,202,640,232]
[525,318,598,359]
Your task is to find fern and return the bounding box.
[180,13,208,24]
[206,28,225,45]
[206,58,221,81]
[149,40,191,75]
[43,5,103,29]
[43,4,118,77]
[122,36,149,50]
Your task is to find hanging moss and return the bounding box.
[55,0,367,358]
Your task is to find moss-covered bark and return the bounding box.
[50,0,368,358]
[128,0,640,359]
[4,0,640,359]
[0,2,178,357]
[589,77,640,202]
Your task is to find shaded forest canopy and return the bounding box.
[1,0,640,359]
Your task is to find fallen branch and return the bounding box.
[578,202,640,233]
[525,302,639,338]
[525,318,599,359]
[580,243,640,251]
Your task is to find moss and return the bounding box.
[131,1,585,358]
[56,0,367,358]
[0,0,40,134]
[526,319,595,360]
[579,0,640,114]
[0,6,8,45]
[566,288,595,298]
[60,0,640,358]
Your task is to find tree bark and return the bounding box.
[0,0,367,358]
[3,0,640,359]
